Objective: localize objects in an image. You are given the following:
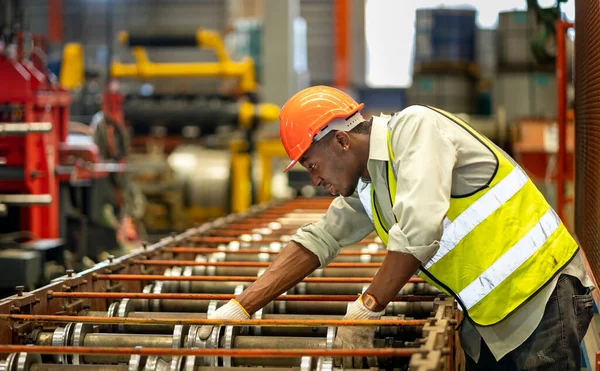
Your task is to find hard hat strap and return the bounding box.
[313,113,365,143]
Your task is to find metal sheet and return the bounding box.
[575,0,600,284]
[301,0,334,84]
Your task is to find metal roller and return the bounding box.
[80,311,422,338]
[24,364,376,371]
[34,326,410,366]
[229,337,404,368]
[123,97,239,136]
[0,198,456,371]
[30,366,128,371]
[128,297,433,317]
[148,277,438,296]
[200,252,386,264]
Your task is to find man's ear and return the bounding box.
[334,131,351,151]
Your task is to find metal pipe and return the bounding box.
[209,229,298,237]
[28,366,316,371]
[94,274,425,284]
[49,292,434,302]
[282,301,434,317]
[0,122,52,134]
[168,246,387,258]
[36,332,54,346]
[6,314,430,327]
[133,260,384,268]
[299,282,438,296]
[230,337,410,367]
[82,334,172,364]
[555,20,574,225]
[81,312,423,337]
[167,247,386,256]
[150,299,435,317]
[0,194,52,205]
[191,251,385,264]
[0,344,423,358]
[187,236,376,245]
[186,266,379,279]
[231,336,325,367]
[134,298,215,313]
[31,365,128,371]
[167,281,434,296]
[147,263,382,279]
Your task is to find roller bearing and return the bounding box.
[129,351,142,371]
[115,299,134,332]
[252,308,264,336]
[172,325,188,349]
[184,355,197,371]
[71,323,93,365]
[16,352,41,371]
[360,247,372,263]
[62,322,76,364]
[151,282,164,312]
[169,356,183,371]
[317,326,336,371]
[192,255,207,277]
[227,241,240,250]
[51,327,66,364]
[222,285,246,367]
[181,266,193,293]
[165,266,183,293]
[139,284,154,312]
[3,353,16,371]
[300,356,313,371]
[107,301,120,318]
[143,356,160,371]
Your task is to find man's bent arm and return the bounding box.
[364,251,421,307]
[235,241,320,314]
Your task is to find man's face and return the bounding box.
[298,135,361,197]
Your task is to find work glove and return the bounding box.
[198,299,250,340]
[333,295,385,369]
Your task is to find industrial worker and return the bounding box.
[199,85,594,370]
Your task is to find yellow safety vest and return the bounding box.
[362,106,578,326]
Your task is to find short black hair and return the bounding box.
[349,120,372,135]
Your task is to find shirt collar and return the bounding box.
[368,114,392,162]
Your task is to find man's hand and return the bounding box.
[333,295,385,369]
[198,299,249,340]
[196,242,319,341]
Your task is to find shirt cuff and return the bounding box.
[387,224,440,264]
[290,223,342,268]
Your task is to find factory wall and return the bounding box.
[21,0,366,89]
[300,0,333,85]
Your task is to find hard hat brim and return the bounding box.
[283,159,297,173]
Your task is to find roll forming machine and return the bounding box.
[0,198,460,371]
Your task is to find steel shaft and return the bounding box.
[32,334,409,366]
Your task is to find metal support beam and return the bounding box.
[262,0,305,108]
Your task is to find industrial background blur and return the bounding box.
[1,0,599,370]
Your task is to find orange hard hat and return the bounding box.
[279,85,364,172]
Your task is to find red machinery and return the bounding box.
[0,19,127,292]
[0,36,70,239]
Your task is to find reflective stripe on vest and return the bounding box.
[362,106,578,326]
[424,166,529,270]
[458,207,561,310]
[357,179,374,223]
[356,116,398,245]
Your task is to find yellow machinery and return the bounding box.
[110,27,281,229]
[112,29,257,94]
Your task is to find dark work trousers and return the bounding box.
[464,274,594,371]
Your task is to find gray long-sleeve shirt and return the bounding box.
[290,105,593,361]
